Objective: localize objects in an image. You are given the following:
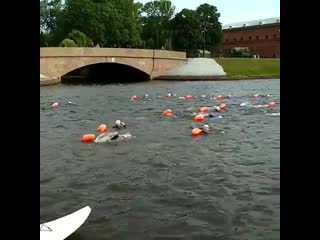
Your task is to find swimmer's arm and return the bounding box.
[110,134,119,140]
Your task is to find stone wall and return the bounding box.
[221,24,280,58]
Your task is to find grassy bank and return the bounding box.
[215,58,280,79]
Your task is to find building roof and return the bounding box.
[222,17,280,30]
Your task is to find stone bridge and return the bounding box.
[40,48,187,82]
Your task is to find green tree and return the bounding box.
[40,0,63,46]
[140,0,175,49]
[170,9,201,55]
[196,3,223,54]
[40,32,55,47]
[40,0,62,34]
[39,0,222,52]
[67,30,92,47]
[170,3,222,56]
[58,0,142,47]
[59,38,77,47]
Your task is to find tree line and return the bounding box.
[40,0,223,56]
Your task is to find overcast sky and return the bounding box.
[137,0,280,25]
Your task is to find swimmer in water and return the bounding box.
[119,133,133,140]
[95,132,119,143]
[202,124,225,134]
[251,94,272,98]
[214,106,222,112]
[95,132,133,143]
[261,94,272,97]
[110,133,119,140]
[199,124,210,133]
[208,113,223,119]
[112,120,126,129]
[191,124,209,135]
[192,111,222,119]
[166,92,177,98]
[141,94,149,100]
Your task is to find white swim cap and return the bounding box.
[203,124,209,132]
[115,120,121,125]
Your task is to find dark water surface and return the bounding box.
[40,80,280,240]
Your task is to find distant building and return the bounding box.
[221,17,280,58]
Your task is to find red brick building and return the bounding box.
[221,17,280,58]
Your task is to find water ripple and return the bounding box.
[40,79,280,240]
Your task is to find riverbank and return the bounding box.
[40,58,280,86]
[215,58,280,79]
[154,58,279,81]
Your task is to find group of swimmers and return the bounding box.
[77,92,278,143]
[94,120,132,143]
[81,120,133,143]
[158,92,278,136]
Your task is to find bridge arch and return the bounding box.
[61,62,151,83]
[42,57,152,79]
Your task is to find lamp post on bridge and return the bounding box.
[201,14,210,58]
[201,26,207,58]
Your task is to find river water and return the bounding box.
[40,79,280,240]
